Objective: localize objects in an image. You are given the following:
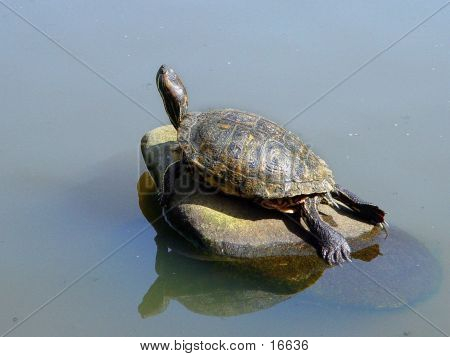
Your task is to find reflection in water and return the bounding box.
[139,238,321,317]
[137,173,382,317]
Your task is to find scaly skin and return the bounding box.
[332,184,385,224]
[301,196,352,265]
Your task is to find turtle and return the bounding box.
[155,65,386,265]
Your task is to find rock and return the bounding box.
[141,125,181,190]
[141,125,383,259]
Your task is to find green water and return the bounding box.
[0,0,448,336]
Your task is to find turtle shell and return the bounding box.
[178,109,335,199]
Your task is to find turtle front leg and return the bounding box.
[160,160,183,207]
[301,196,352,265]
[331,184,385,224]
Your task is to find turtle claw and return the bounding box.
[324,253,333,265]
[343,250,352,262]
[335,250,344,266]
[325,192,340,209]
[378,220,389,238]
[321,240,352,265]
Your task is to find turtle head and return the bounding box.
[156,65,188,129]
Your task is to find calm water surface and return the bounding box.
[0,0,449,336]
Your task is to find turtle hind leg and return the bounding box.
[301,196,352,265]
[331,184,385,224]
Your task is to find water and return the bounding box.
[0,0,449,336]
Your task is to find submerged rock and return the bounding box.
[141,125,383,259]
